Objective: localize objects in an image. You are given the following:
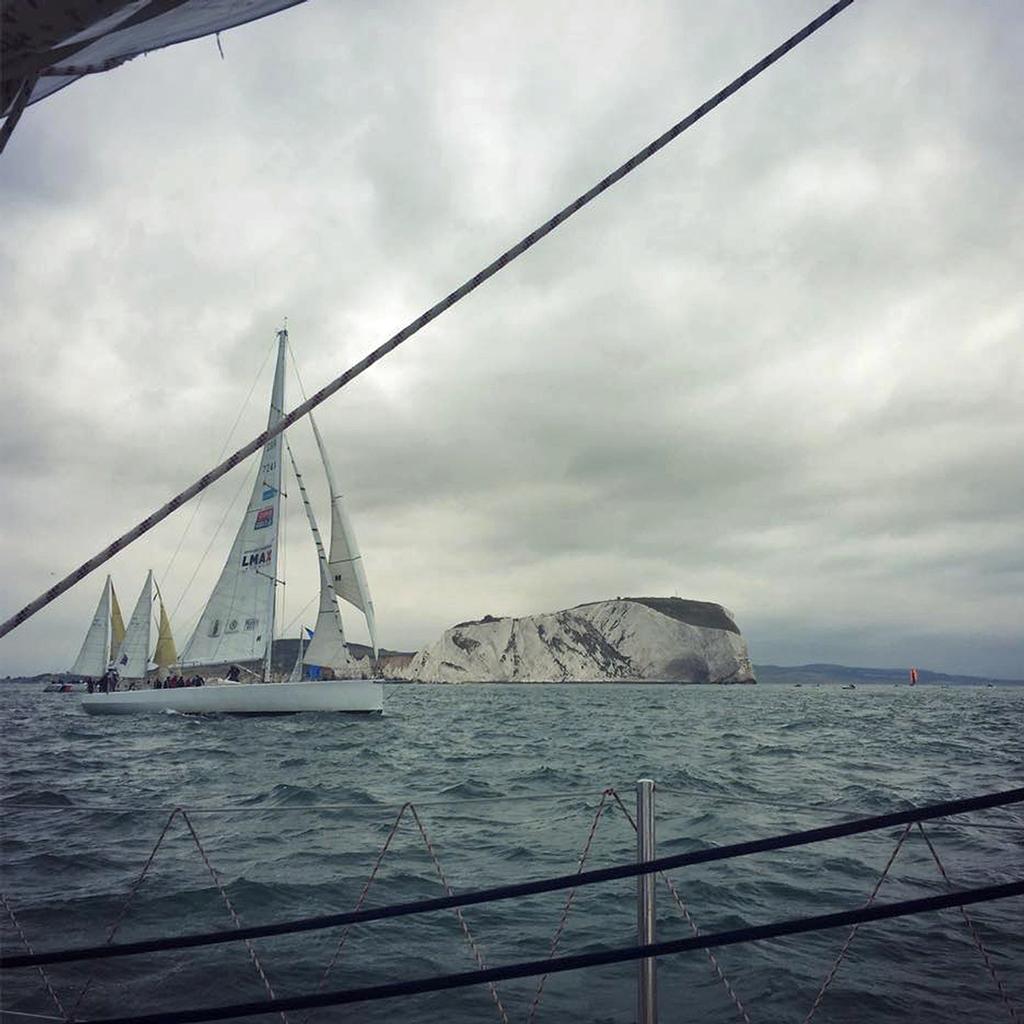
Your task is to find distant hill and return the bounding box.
[754,663,1024,687]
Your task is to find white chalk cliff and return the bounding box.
[397,597,755,683]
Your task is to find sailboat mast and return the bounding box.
[102,576,114,670]
[262,327,289,682]
[179,326,288,676]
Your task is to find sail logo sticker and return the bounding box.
[254,507,274,530]
[262,486,276,500]
[241,545,273,569]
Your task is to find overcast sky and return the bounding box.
[1,0,1022,679]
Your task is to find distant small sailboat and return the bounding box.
[909,667,919,687]
[107,571,178,685]
[48,575,124,691]
[110,571,155,682]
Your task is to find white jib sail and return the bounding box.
[111,571,154,680]
[305,572,355,672]
[69,576,112,678]
[289,629,305,682]
[180,331,287,668]
[308,411,379,658]
[285,440,354,674]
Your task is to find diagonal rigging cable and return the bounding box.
[0,0,856,639]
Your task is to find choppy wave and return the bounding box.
[1,681,1022,1023]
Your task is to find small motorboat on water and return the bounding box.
[43,680,85,693]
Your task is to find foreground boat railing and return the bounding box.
[2,784,1022,1024]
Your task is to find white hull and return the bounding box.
[81,679,383,716]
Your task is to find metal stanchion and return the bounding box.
[637,778,657,1024]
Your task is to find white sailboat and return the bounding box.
[103,571,178,685]
[82,328,383,716]
[47,576,126,691]
[110,571,155,681]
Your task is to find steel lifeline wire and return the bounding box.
[64,882,1024,1024]
[0,0,857,639]
[66,806,185,1019]
[608,789,752,1024]
[2,790,1020,836]
[802,822,915,1023]
[305,800,514,1023]
[407,804,510,1024]
[304,801,413,1010]
[0,893,67,1022]
[5,786,1021,971]
[655,787,1024,832]
[0,785,621,815]
[308,790,621,1024]
[526,788,615,1024]
[915,823,1022,1024]
[0,1010,67,1022]
[61,808,285,1024]
[3,789,1022,1023]
[176,811,288,1024]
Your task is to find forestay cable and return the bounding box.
[0,0,857,638]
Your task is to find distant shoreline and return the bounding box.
[5,665,1022,687]
[382,678,757,686]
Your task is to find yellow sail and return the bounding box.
[153,598,177,670]
[109,582,126,662]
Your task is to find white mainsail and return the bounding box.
[69,576,113,678]
[180,331,287,670]
[308,411,378,658]
[111,571,154,680]
[285,439,355,674]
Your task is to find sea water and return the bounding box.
[1,681,1021,1023]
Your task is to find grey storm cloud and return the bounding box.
[1,0,1022,678]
